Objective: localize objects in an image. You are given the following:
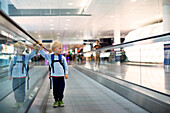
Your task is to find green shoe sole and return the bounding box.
[53,101,59,107]
[59,101,65,107]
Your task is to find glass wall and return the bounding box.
[80,33,170,96]
[0,7,49,113]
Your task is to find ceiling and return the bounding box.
[8,0,162,45]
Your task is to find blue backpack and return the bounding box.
[11,55,28,75]
[50,54,65,73]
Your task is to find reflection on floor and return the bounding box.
[80,61,170,95]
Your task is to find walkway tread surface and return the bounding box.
[45,66,149,113]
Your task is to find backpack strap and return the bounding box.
[11,55,27,75]
[13,56,17,65]
[51,54,56,73]
[22,55,26,74]
[58,54,65,74]
[11,56,17,75]
[51,54,54,61]
[50,54,65,74]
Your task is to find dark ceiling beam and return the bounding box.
[8,4,91,16]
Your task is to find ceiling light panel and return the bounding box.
[10,0,82,9]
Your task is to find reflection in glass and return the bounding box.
[8,41,36,107]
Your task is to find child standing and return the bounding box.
[8,41,37,107]
[39,41,68,107]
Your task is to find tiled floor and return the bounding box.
[45,66,149,113]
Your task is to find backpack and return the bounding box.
[11,55,29,76]
[50,54,65,74]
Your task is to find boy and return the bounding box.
[8,41,37,107]
[39,41,68,107]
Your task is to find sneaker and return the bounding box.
[18,102,24,107]
[13,102,19,108]
[59,101,65,107]
[53,101,59,107]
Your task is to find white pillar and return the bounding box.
[114,22,120,45]
[163,0,170,33]
[83,29,92,39]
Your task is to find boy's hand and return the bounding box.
[33,42,38,49]
[65,74,68,79]
[8,76,12,80]
[33,42,41,51]
[39,42,43,50]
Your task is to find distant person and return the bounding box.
[39,41,68,107]
[8,41,37,107]
[93,40,101,66]
[109,49,115,63]
[78,47,83,64]
[120,49,128,63]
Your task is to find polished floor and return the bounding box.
[81,61,170,95]
[45,66,149,113]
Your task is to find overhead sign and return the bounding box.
[42,40,53,43]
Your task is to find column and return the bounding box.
[83,29,92,39]
[163,0,170,91]
[163,0,170,32]
[114,21,121,63]
[114,22,120,45]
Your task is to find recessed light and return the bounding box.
[50,24,54,26]
[51,28,54,30]
[38,35,41,38]
[65,24,69,26]
[66,19,70,21]
[57,33,60,35]
[76,35,79,37]
[68,3,73,5]
[64,27,68,30]
[110,16,114,18]
[66,12,70,14]
[131,0,136,2]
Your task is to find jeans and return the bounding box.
[52,77,65,101]
[12,78,26,102]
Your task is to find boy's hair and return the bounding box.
[14,41,25,50]
[51,41,62,52]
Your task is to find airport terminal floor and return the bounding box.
[27,61,170,113]
[44,66,149,113]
